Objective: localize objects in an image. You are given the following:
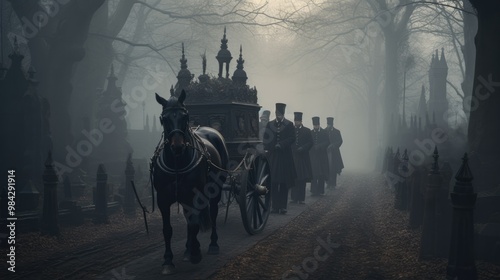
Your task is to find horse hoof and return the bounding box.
[207,245,219,255]
[190,254,202,264]
[162,265,176,275]
[182,249,190,262]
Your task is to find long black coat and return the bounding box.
[263,118,296,185]
[309,128,330,178]
[291,125,313,181]
[327,127,344,174]
[259,120,268,141]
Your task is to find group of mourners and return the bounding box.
[259,103,344,214]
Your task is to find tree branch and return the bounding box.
[447,79,465,100]
[88,32,177,74]
[108,0,137,37]
[397,1,476,15]
[135,0,285,27]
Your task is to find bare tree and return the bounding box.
[5,0,281,160]
[272,0,418,147]
[71,0,282,135]
[407,0,477,125]
[6,0,105,161]
[466,0,500,190]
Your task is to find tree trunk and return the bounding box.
[71,2,113,136]
[368,36,384,168]
[373,1,414,148]
[71,0,135,136]
[116,5,149,85]
[461,0,477,122]
[383,29,400,146]
[8,0,105,162]
[467,0,500,190]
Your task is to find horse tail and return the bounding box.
[198,206,212,232]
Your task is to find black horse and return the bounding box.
[152,90,229,275]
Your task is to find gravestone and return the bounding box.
[447,153,477,280]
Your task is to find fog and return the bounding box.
[114,16,360,170]
[3,2,500,278]
[102,1,470,172]
[1,0,474,174]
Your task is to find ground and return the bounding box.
[1,172,499,279]
[210,173,500,280]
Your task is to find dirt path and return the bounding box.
[211,172,500,280]
[0,179,326,280]
[2,172,499,279]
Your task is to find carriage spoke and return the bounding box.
[258,174,269,186]
[257,160,267,183]
[246,194,254,220]
[246,167,254,186]
[255,198,263,225]
[245,190,254,198]
[257,195,267,211]
[239,156,271,235]
[250,160,260,184]
[253,200,258,229]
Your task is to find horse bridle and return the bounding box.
[155,107,208,176]
[159,107,189,145]
[165,129,186,144]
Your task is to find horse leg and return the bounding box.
[184,209,202,264]
[207,195,220,255]
[183,225,190,262]
[159,204,175,275]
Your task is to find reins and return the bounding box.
[130,131,164,235]
[186,140,250,174]
[131,180,149,235]
[133,126,251,235]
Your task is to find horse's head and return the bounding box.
[155,90,190,154]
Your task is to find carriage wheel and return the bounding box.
[239,154,271,235]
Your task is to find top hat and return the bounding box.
[312,116,320,125]
[275,103,286,115]
[261,110,271,119]
[294,112,303,121]
[327,117,334,125]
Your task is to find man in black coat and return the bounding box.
[291,112,313,204]
[259,110,270,141]
[326,117,344,188]
[263,103,296,214]
[309,116,330,196]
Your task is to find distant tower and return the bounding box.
[94,64,132,168]
[216,27,232,79]
[428,48,449,127]
[232,45,248,85]
[418,84,428,127]
[176,42,193,95]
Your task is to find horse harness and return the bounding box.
[154,130,210,176]
[148,128,214,211]
[139,127,250,233]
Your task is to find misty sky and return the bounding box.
[80,0,471,170]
